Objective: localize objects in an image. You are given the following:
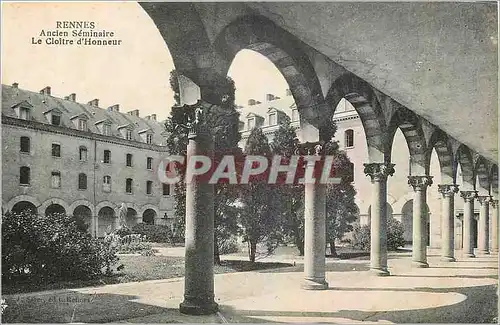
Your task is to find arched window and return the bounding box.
[345,129,354,148]
[126,153,133,167]
[103,175,111,192]
[79,146,87,161]
[20,136,30,153]
[51,171,61,188]
[20,166,30,185]
[78,173,87,190]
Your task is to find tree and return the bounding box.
[239,127,281,262]
[270,116,305,255]
[165,70,242,264]
[324,150,359,257]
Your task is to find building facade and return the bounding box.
[2,83,175,237]
[237,89,483,248]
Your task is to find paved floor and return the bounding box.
[3,249,498,323]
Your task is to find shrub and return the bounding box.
[110,233,157,255]
[218,237,240,255]
[2,211,119,283]
[351,217,406,251]
[130,223,184,244]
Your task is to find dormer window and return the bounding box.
[117,124,134,140]
[78,119,87,131]
[269,113,277,126]
[12,101,33,121]
[71,113,89,131]
[138,129,154,144]
[44,107,63,126]
[126,130,132,140]
[103,123,111,136]
[51,115,61,126]
[248,118,255,130]
[146,134,153,144]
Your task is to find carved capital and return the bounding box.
[171,100,214,137]
[477,195,492,205]
[437,184,459,197]
[460,190,478,202]
[490,199,499,208]
[363,163,395,182]
[408,175,433,191]
[295,141,325,156]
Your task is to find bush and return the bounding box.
[351,217,406,251]
[110,233,157,255]
[218,237,239,255]
[2,211,119,283]
[130,223,184,244]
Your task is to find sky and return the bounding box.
[1,1,290,121]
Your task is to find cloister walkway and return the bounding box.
[4,249,497,323]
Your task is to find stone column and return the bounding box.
[477,196,491,255]
[490,200,499,253]
[179,102,217,315]
[408,176,433,268]
[437,184,459,262]
[460,191,478,258]
[296,141,328,290]
[364,162,395,276]
[92,215,98,238]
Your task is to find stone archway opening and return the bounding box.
[45,204,66,216]
[12,201,37,214]
[98,207,115,237]
[142,209,156,225]
[127,208,138,228]
[401,199,431,246]
[73,205,92,233]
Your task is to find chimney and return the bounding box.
[88,99,99,107]
[286,89,292,96]
[66,93,76,101]
[144,115,150,120]
[107,104,119,112]
[40,86,51,95]
[248,99,256,106]
[127,109,139,117]
[266,94,275,102]
[151,114,157,121]
[12,82,18,88]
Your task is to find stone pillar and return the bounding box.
[296,141,328,290]
[408,176,433,268]
[460,191,478,258]
[490,200,499,253]
[477,196,491,255]
[437,184,459,262]
[179,102,217,315]
[92,215,98,238]
[364,162,395,276]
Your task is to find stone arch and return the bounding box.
[39,198,69,216]
[387,106,428,175]
[97,205,116,237]
[400,199,431,245]
[455,145,475,189]
[427,129,454,184]
[474,156,490,194]
[5,195,40,213]
[73,205,93,232]
[139,2,229,99]
[214,14,325,122]
[326,73,387,162]
[69,200,95,216]
[139,204,160,220]
[95,201,117,213]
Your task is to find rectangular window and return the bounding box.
[103,124,111,136]
[103,175,111,192]
[291,109,299,122]
[78,119,87,131]
[20,108,30,120]
[51,171,61,188]
[126,178,133,194]
[126,130,133,140]
[78,173,87,190]
[147,157,153,170]
[163,183,170,196]
[52,143,61,157]
[248,118,255,129]
[79,147,87,161]
[269,113,277,125]
[103,150,111,163]
[51,114,61,126]
[146,181,153,195]
[126,154,133,167]
[146,134,153,144]
[20,137,30,153]
[20,166,30,185]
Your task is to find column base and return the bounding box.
[370,267,390,276]
[440,256,456,262]
[463,253,476,258]
[412,261,429,268]
[179,297,218,315]
[302,277,329,290]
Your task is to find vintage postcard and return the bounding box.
[1,1,498,323]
